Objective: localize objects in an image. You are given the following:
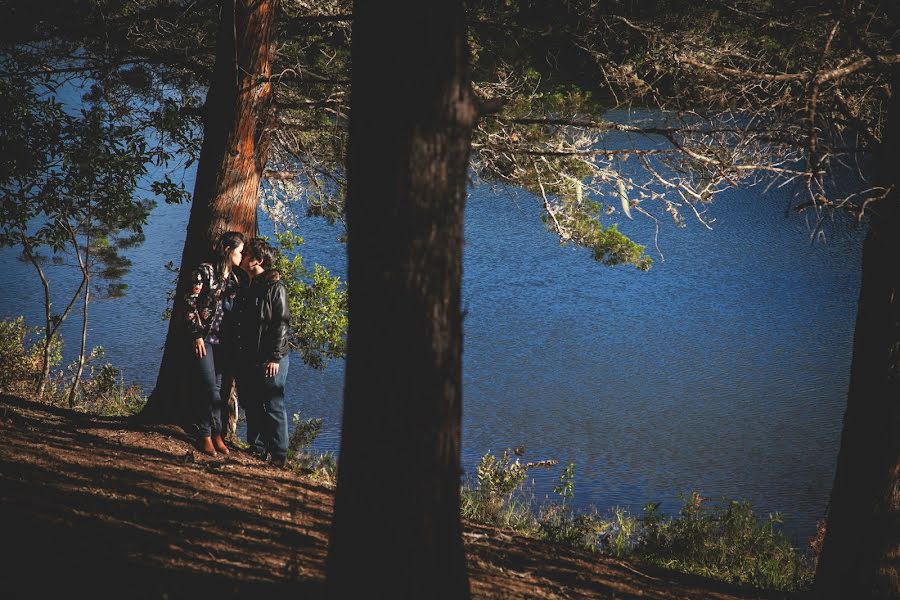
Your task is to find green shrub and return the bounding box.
[273,232,348,369]
[461,449,560,531]
[285,412,338,486]
[0,316,60,394]
[0,317,144,415]
[636,492,813,591]
[537,504,609,551]
[458,450,812,593]
[537,464,635,553]
[461,449,531,528]
[461,481,536,532]
[65,347,146,416]
[600,506,640,557]
[0,316,38,391]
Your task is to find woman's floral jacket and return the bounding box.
[182,263,240,343]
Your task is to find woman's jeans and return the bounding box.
[237,355,289,462]
[192,339,229,438]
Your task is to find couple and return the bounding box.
[183,232,290,465]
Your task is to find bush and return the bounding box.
[461,449,559,531]
[537,464,636,554]
[0,316,37,391]
[285,412,338,486]
[0,316,144,416]
[636,492,813,591]
[76,357,145,416]
[458,449,812,593]
[537,504,609,551]
[0,316,59,394]
[273,232,347,369]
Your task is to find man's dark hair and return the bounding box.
[249,238,276,270]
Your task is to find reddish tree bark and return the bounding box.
[814,65,900,599]
[140,0,276,425]
[325,1,477,597]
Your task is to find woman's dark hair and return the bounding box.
[248,238,276,270]
[215,231,245,280]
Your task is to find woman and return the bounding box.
[183,231,244,456]
[233,238,291,466]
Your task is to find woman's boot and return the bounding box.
[213,434,230,455]
[199,436,217,456]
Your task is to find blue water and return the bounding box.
[0,165,862,543]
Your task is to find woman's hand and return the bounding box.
[194,338,206,359]
[265,361,279,378]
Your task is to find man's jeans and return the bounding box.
[238,355,289,462]
[192,339,229,438]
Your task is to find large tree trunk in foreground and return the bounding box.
[814,66,900,599]
[325,1,477,597]
[139,0,276,425]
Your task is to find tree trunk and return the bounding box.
[36,261,54,398]
[68,269,89,408]
[814,66,900,599]
[325,1,477,598]
[66,220,91,408]
[139,0,276,425]
[24,238,55,397]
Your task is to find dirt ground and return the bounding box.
[0,394,792,599]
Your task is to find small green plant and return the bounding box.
[461,449,558,530]
[462,449,530,527]
[597,506,640,557]
[64,346,146,416]
[536,463,612,551]
[288,413,323,453]
[554,462,575,502]
[537,504,608,551]
[477,449,528,499]
[161,260,179,321]
[285,412,338,486]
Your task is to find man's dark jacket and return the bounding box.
[232,270,290,365]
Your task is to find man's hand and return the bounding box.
[194,338,206,359]
[265,361,279,378]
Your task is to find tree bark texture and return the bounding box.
[325,1,477,598]
[814,66,900,599]
[140,0,276,425]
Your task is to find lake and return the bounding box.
[0,165,863,544]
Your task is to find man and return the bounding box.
[234,238,291,466]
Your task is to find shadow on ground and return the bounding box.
[0,395,786,600]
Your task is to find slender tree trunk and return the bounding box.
[68,270,90,408]
[67,223,90,408]
[23,237,55,397]
[139,0,277,425]
[36,262,54,398]
[814,66,900,599]
[326,1,477,597]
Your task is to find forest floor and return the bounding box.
[0,394,794,600]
